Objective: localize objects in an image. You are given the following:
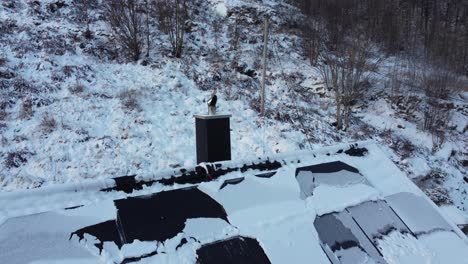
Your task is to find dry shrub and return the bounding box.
[40,113,57,134]
[119,89,140,111]
[398,138,415,160]
[0,57,7,67]
[4,150,29,169]
[19,99,33,119]
[423,186,452,205]
[249,98,261,113]
[13,77,37,94]
[420,70,464,147]
[0,100,7,121]
[62,65,74,77]
[69,81,85,95]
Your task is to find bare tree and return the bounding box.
[155,0,188,58]
[319,34,380,129]
[212,17,223,49]
[144,0,151,57]
[104,0,144,61]
[299,0,468,74]
[229,16,240,51]
[75,0,98,39]
[421,69,461,130]
[388,62,402,101]
[303,19,322,66]
[153,0,170,34]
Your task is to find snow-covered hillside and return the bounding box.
[0,0,466,216]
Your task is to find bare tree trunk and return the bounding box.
[231,17,240,51]
[344,104,351,129]
[145,0,151,57]
[260,16,269,116]
[335,93,342,129]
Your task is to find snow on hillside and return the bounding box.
[0,0,466,217]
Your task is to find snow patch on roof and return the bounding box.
[418,231,468,264]
[306,184,380,216]
[377,232,433,264]
[440,205,468,226]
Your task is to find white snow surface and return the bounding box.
[440,205,468,226]
[0,212,101,264]
[334,247,377,264]
[377,232,434,264]
[306,183,380,216]
[418,231,468,264]
[407,157,431,179]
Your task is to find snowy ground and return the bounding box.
[0,0,466,217]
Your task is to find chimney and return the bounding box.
[194,114,232,164]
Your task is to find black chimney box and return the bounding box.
[194,114,232,164]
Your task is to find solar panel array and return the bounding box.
[55,161,468,263]
[1,158,466,264]
[70,161,461,263]
[297,162,460,264]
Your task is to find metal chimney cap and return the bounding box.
[193,114,232,120]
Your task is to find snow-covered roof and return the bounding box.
[0,142,467,264]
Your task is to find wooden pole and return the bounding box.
[260,16,269,116]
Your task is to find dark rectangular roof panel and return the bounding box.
[295,161,360,176]
[71,220,121,251]
[196,236,271,264]
[385,192,453,236]
[295,161,368,199]
[346,200,412,244]
[314,211,386,264]
[114,187,229,244]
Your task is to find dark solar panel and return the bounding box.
[346,200,412,243]
[314,211,386,264]
[295,161,367,198]
[196,236,271,264]
[314,213,360,252]
[295,161,360,175]
[114,187,229,244]
[385,192,453,236]
[71,220,121,251]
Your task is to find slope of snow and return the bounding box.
[0,0,466,217]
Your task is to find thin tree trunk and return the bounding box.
[344,105,351,129]
[145,0,150,57]
[260,16,269,116]
[336,94,342,129]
